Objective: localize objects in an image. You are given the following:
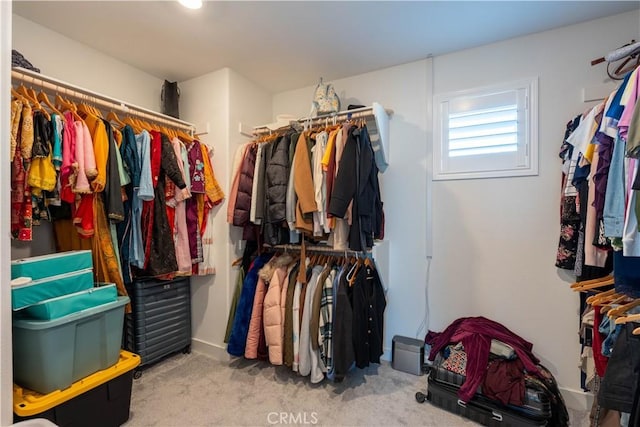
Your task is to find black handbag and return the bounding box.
[161,80,180,119]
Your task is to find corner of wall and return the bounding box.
[1,2,13,425]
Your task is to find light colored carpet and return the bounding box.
[123,352,590,427]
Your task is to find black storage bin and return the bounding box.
[124,277,192,372]
[14,366,134,427]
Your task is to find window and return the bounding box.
[433,78,538,180]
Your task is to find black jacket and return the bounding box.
[265,134,290,222]
[351,263,386,368]
[328,126,383,251]
[332,268,355,380]
[264,134,291,245]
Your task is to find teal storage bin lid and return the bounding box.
[13,296,130,330]
[11,250,92,281]
[11,268,94,311]
[21,284,118,320]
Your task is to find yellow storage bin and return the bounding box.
[14,350,140,425]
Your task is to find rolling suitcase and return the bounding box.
[416,352,552,426]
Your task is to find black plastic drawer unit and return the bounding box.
[124,277,191,377]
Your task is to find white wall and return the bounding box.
[429,10,639,407]
[273,60,431,360]
[180,68,272,356]
[12,14,163,112]
[273,9,640,407]
[1,3,13,425]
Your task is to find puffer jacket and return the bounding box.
[264,134,291,245]
[233,143,257,226]
[262,254,293,365]
[227,253,273,357]
[245,256,278,359]
[266,134,290,222]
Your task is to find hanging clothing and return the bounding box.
[199,141,224,207]
[293,132,315,234]
[328,126,382,251]
[250,143,266,225]
[91,193,126,287]
[187,140,205,193]
[319,268,336,371]
[73,120,96,194]
[102,120,124,222]
[227,253,273,357]
[10,98,22,162]
[27,111,57,194]
[59,111,77,204]
[167,137,192,276]
[262,255,293,365]
[264,134,291,246]
[312,131,329,236]
[245,261,271,360]
[227,142,251,224]
[82,113,108,192]
[11,117,33,241]
[332,265,355,381]
[283,263,300,368]
[233,143,257,227]
[351,262,386,368]
[139,133,187,277]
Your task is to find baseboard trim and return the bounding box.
[191,338,231,362]
[559,387,593,411]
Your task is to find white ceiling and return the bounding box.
[13,1,640,93]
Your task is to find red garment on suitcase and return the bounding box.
[426,316,541,402]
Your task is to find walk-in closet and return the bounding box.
[2,2,640,427]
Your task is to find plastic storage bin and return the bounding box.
[14,350,141,427]
[13,296,129,395]
[23,283,117,320]
[392,335,425,376]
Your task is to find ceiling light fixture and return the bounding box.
[178,0,202,10]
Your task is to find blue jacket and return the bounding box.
[227,253,274,357]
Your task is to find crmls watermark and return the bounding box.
[267,412,319,425]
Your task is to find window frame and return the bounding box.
[432,77,538,181]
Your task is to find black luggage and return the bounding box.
[416,353,553,427]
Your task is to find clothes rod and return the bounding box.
[253,105,394,135]
[12,67,196,133]
[266,243,372,256]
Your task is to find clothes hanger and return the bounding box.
[571,275,614,291]
[107,111,126,128]
[55,94,83,121]
[17,84,37,104]
[124,116,143,133]
[607,298,640,318]
[615,312,640,325]
[177,129,193,142]
[18,84,50,119]
[37,90,63,118]
[11,87,29,104]
[346,257,362,286]
[599,295,629,314]
[586,288,617,305]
